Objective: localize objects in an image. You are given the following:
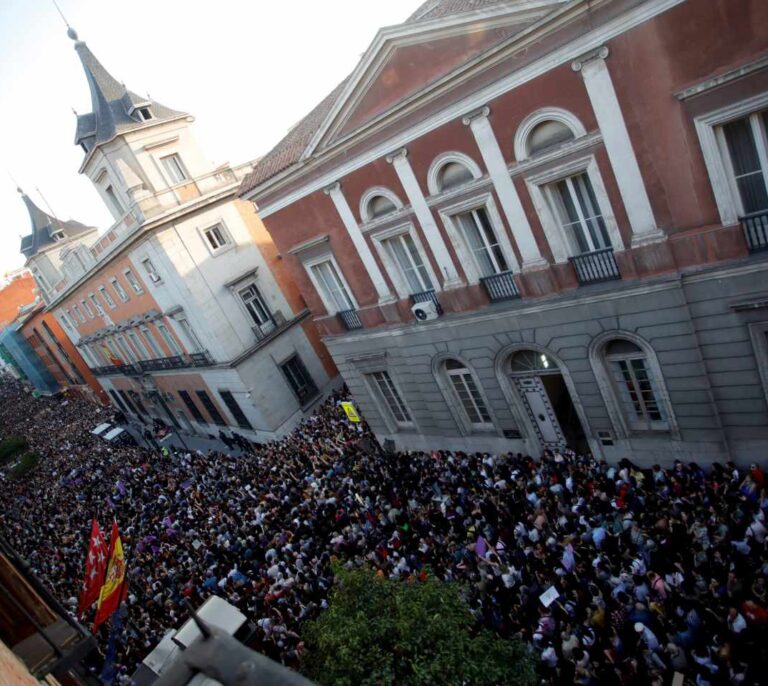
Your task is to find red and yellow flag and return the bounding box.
[93,521,127,631]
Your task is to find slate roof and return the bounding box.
[72,35,187,151]
[18,192,93,259]
[238,0,509,196]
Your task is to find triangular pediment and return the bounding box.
[303,1,566,157]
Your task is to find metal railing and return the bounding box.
[338,309,363,331]
[410,289,443,314]
[91,351,215,376]
[740,209,768,252]
[480,270,521,302]
[569,247,621,285]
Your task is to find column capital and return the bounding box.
[461,105,491,126]
[322,181,341,196]
[385,148,408,164]
[571,45,610,72]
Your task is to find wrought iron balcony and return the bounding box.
[410,289,443,314]
[91,351,215,376]
[338,309,363,331]
[569,247,621,285]
[480,270,521,302]
[740,209,768,252]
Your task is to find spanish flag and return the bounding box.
[93,521,127,631]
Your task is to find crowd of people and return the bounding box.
[0,375,766,685]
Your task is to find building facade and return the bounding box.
[19,30,336,441]
[239,0,768,465]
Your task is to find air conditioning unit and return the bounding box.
[411,300,439,322]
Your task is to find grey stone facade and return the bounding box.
[325,258,768,466]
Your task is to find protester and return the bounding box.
[0,375,765,684]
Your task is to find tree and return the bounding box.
[301,566,535,686]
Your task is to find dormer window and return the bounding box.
[136,107,153,122]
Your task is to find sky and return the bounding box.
[0,0,420,276]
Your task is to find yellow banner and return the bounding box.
[341,401,361,423]
[98,534,125,608]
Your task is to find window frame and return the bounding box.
[110,277,130,303]
[199,222,234,255]
[359,186,404,223]
[174,317,204,353]
[749,321,768,407]
[280,354,319,407]
[443,360,496,431]
[80,299,94,319]
[141,257,163,284]
[693,92,768,224]
[123,268,144,295]
[98,286,116,309]
[72,304,85,323]
[427,151,483,196]
[218,390,254,430]
[303,254,358,315]
[104,184,124,217]
[195,390,227,426]
[157,322,184,357]
[127,330,150,360]
[524,155,623,263]
[141,326,164,359]
[160,153,189,185]
[178,390,206,423]
[370,223,440,299]
[88,293,105,317]
[438,192,520,284]
[236,282,274,333]
[366,369,414,431]
[588,332,679,439]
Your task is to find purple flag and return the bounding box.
[475,535,488,558]
[116,480,126,496]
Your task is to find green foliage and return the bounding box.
[8,452,40,479]
[0,437,28,464]
[301,566,535,686]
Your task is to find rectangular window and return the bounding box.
[219,390,253,430]
[128,390,149,416]
[116,335,138,363]
[124,269,144,294]
[104,339,123,364]
[456,207,509,276]
[89,293,105,316]
[721,111,768,214]
[280,355,319,406]
[611,357,664,425]
[110,277,129,303]
[161,154,189,184]
[176,318,203,352]
[195,390,227,426]
[549,172,611,253]
[446,364,493,427]
[179,390,205,423]
[370,370,412,425]
[127,331,149,360]
[72,304,85,323]
[60,311,74,331]
[141,326,164,358]
[105,185,124,216]
[98,286,116,309]
[81,299,94,319]
[203,224,230,252]
[383,232,433,294]
[238,284,272,327]
[309,260,354,313]
[32,268,50,291]
[141,258,162,284]
[157,323,183,356]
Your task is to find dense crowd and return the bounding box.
[0,376,766,685]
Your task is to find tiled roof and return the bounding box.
[238,0,507,197]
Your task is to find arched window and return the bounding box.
[527,120,575,157]
[427,152,483,195]
[513,108,587,161]
[359,187,403,223]
[438,162,474,191]
[591,335,676,435]
[444,359,493,427]
[509,350,556,374]
[368,195,397,219]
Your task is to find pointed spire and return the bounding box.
[69,28,187,153]
[18,188,92,259]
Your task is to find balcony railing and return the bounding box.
[338,309,363,331]
[740,209,768,252]
[569,247,621,285]
[480,270,521,302]
[410,289,443,314]
[91,351,215,376]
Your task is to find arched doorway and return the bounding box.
[508,350,587,452]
